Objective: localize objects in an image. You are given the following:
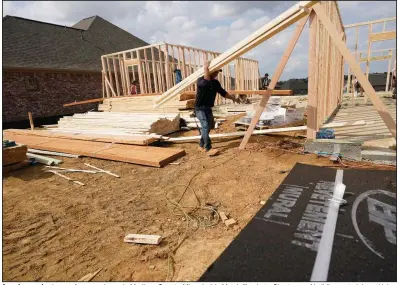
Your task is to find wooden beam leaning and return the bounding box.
[239,15,310,150]
[154,1,318,107]
[307,10,318,139]
[313,3,397,138]
[104,76,117,97]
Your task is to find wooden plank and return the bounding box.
[123,53,131,95]
[124,58,140,66]
[105,76,117,97]
[101,58,110,98]
[4,129,159,146]
[238,16,309,149]
[112,57,121,96]
[365,24,373,80]
[166,126,307,142]
[164,44,171,90]
[124,234,162,245]
[106,58,115,94]
[386,50,392,92]
[369,31,396,42]
[313,3,396,138]
[28,112,34,130]
[137,50,145,94]
[154,1,318,107]
[307,10,318,139]
[151,47,159,93]
[3,133,186,168]
[118,54,127,95]
[144,48,152,93]
[344,17,396,28]
[63,98,104,107]
[78,269,102,282]
[158,45,165,92]
[359,55,391,62]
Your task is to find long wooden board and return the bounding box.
[4,133,185,167]
[4,129,159,146]
[369,31,396,42]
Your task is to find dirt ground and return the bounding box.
[2,121,395,281]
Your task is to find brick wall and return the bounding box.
[3,69,102,122]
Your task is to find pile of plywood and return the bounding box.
[56,112,181,136]
[98,94,195,114]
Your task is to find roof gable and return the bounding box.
[3,15,150,71]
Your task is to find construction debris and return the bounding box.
[84,163,120,178]
[78,268,102,282]
[124,234,162,245]
[224,218,237,228]
[27,153,63,166]
[46,170,85,186]
[219,212,229,222]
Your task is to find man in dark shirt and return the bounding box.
[195,60,239,156]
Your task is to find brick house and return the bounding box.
[3,15,150,127]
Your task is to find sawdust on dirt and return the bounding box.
[2,127,395,281]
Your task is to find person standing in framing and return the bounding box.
[195,60,240,156]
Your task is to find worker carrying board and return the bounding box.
[194,59,240,156]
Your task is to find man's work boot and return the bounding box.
[198,146,205,152]
[207,149,220,157]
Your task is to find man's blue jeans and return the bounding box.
[195,106,214,151]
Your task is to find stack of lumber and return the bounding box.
[3,132,185,168]
[56,112,181,136]
[98,94,195,114]
[3,140,29,173]
[3,141,28,166]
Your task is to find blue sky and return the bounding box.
[2,1,397,80]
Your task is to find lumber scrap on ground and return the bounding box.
[3,144,28,166]
[4,133,186,167]
[5,129,160,146]
[124,234,162,245]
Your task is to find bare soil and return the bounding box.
[2,125,394,281]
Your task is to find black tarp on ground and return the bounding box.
[200,163,397,282]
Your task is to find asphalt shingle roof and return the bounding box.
[3,15,150,72]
